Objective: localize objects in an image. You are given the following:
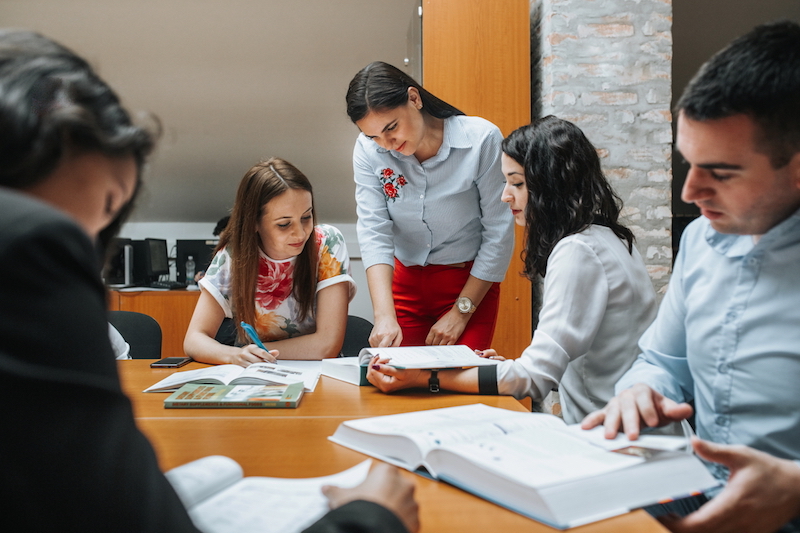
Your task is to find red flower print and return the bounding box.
[383,183,398,198]
[256,259,294,310]
[379,167,405,202]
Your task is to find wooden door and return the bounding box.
[422,0,531,357]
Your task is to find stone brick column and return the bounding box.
[535,0,673,295]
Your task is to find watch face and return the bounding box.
[457,297,472,313]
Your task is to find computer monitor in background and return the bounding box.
[146,238,170,278]
[131,238,169,285]
[176,239,218,284]
[104,237,133,286]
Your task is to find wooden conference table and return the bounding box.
[119,360,667,533]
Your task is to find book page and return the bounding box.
[143,365,244,392]
[358,345,499,369]
[164,455,244,509]
[562,425,691,452]
[430,427,644,489]
[187,460,372,533]
[232,361,321,392]
[337,404,566,467]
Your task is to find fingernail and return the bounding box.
[372,365,380,370]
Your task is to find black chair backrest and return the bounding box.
[341,315,373,357]
[108,310,162,359]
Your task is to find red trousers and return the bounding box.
[392,259,500,350]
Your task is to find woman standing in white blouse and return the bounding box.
[346,61,514,350]
[367,116,657,423]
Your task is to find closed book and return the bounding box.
[321,357,370,386]
[164,382,304,409]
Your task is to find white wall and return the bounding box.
[119,221,373,322]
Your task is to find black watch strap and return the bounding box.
[428,370,440,393]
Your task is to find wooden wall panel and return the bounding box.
[422,0,531,357]
[112,290,200,358]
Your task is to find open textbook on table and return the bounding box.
[322,345,498,387]
[357,344,500,369]
[164,455,371,533]
[144,361,321,393]
[329,404,718,529]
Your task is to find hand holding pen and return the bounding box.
[240,321,279,364]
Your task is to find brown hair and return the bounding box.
[218,157,318,344]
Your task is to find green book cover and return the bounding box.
[164,382,304,409]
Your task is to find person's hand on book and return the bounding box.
[580,383,693,440]
[321,462,420,533]
[367,355,427,393]
[426,308,469,346]
[369,316,404,348]
[476,349,505,361]
[229,345,279,367]
[659,438,800,533]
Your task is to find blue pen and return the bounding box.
[240,321,268,351]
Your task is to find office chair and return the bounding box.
[108,310,162,359]
[213,315,373,357]
[341,315,373,357]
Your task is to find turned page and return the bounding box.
[185,461,371,533]
[165,455,244,510]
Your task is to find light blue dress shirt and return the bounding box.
[616,207,800,480]
[353,115,514,283]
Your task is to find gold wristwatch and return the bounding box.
[456,296,477,314]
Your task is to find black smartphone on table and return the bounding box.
[150,357,192,368]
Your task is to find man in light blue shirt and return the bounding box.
[583,20,800,533]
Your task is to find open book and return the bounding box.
[144,361,321,393]
[164,455,371,533]
[329,404,719,529]
[357,344,500,369]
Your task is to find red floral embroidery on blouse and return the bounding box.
[379,167,406,202]
[383,183,398,198]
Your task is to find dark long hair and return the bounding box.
[346,61,464,122]
[0,29,157,260]
[503,116,634,279]
[219,158,318,344]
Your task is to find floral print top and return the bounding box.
[199,224,355,342]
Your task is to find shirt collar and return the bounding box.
[705,205,800,258]
[376,116,472,162]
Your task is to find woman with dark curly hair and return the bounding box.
[368,116,657,424]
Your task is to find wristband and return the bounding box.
[428,370,440,393]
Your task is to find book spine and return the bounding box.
[165,401,294,408]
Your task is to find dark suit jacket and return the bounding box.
[0,188,407,533]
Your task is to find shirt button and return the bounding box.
[419,194,424,199]
[715,415,727,426]
[718,363,729,374]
